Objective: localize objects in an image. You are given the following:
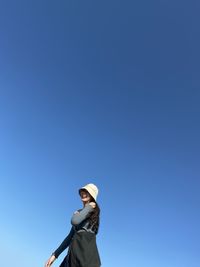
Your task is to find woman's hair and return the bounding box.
[89,198,100,234]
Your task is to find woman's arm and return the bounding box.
[71,203,94,226]
[52,227,75,258]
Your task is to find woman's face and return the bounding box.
[80,189,91,203]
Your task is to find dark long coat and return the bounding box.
[59,231,101,267]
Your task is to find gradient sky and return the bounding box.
[0,1,200,267]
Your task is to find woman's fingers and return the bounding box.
[74,211,79,214]
[45,253,56,267]
[89,202,96,208]
[45,259,51,267]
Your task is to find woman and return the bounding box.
[45,183,101,267]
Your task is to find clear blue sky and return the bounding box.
[0,1,200,267]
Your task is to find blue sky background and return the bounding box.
[0,1,200,267]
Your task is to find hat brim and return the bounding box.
[79,188,96,202]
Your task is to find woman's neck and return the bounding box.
[83,201,89,207]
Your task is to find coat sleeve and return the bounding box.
[71,204,93,226]
[52,227,75,258]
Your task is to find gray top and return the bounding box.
[71,204,93,226]
[52,204,95,258]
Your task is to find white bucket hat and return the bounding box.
[79,183,99,201]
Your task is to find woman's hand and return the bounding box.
[74,210,79,214]
[89,202,96,208]
[45,255,56,267]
